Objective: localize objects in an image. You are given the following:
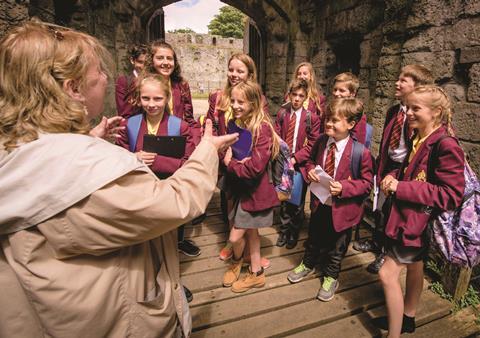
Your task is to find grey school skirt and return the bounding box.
[385,238,428,264]
[228,199,273,229]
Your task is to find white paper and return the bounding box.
[310,165,333,204]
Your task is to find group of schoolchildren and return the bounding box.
[115,42,466,338]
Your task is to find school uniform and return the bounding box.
[302,134,374,278]
[207,89,270,136]
[117,111,195,178]
[274,105,321,241]
[115,71,140,118]
[170,80,202,146]
[384,126,465,261]
[225,122,280,228]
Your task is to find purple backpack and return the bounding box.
[429,137,480,268]
[270,139,294,202]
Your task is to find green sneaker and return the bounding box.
[317,276,339,302]
[287,262,313,283]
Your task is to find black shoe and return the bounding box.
[191,213,207,225]
[183,286,193,303]
[276,233,287,247]
[367,252,385,274]
[178,239,201,257]
[372,314,415,333]
[285,233,298,249]
[353,239,376,253]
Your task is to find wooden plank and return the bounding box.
[191,280,386,337]
[289,289,451,338]
[182,250,375,295]
[442,265,473,301]
[190,254,372,308]
[413,305,480,338]
[191,264,380,330]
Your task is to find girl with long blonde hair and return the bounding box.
[222,81,280,293]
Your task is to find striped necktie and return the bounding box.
[324,142,336,178]
[389,107,405,150]
[285,111,296,150]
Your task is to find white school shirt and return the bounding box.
[290,107,303,154]
[133,70,139,78]
[387,104,408,163]
[321,136,349,206]
[322,135,350,178]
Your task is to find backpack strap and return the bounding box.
[306,109,312,134]
[126,114,143,152]
[350,140,365,180]
[365,123,373,149]
[427,135,453,182]
[167,115,182,136]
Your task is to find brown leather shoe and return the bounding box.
[223,258,243,287]
[231,269,265,293]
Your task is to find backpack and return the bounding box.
[269,139,295,201]
[364,123,373,149]
[428,136,480,268]
[126,114,182,153]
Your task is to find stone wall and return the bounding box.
[165,32,243,94]
[0,0,478,172]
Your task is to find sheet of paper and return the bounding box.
[372,175,387,211]
[309,165,333,204]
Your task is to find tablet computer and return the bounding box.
[143,135,186,158]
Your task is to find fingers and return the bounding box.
[215,133,239,152]
[204,118,213,138]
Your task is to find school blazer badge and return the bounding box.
[415,169,427,182]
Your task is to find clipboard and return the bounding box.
[143,134,186,158]
[288,171,304,206]
[227,120,252,160]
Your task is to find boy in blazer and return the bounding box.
[115,44,147,118]
[287,97,373,302]
[367,65,434,273]
[274,79,321,249]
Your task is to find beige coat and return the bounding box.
[0,139,219,338]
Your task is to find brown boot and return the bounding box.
[223,258,243,287]
[231,268,265,293]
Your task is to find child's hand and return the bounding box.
[290,157,296,166]
[381,175,398,195]
[330,181,342,196]
[238,156,251,164]
[307,169,320,183]
[136,151,156,166]
[224,147,233,166]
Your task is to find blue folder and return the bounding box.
[288,171,304,206]
[227,119,252,160]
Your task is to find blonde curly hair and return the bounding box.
[0,20,112,151]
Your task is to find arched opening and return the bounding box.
[244,18,265,87]
[147,8,165,42]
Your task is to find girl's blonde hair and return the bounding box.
[218,53,258,112]
[231,81,280,159]
[406,85,455,136]
[132,73,172,114]
[0,20,112,151]
[292,62,323,111]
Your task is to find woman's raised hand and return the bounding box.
[202,118,238,152]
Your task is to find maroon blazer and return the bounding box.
[117,112,195,178]
[376,104,411,180]
[385,126,465,247]
[305,135,374,232]
[207,90,270,136]
[226,123,280,212]
[274,106,321,178]
[115,73,138,118]
[171,80,202,145]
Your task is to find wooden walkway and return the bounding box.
[181,192,480,337]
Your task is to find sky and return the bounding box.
[164,0,225,34]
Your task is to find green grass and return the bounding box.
[191,92,209,99]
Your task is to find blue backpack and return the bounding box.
[364,123,373,149]
[126,114,182,152]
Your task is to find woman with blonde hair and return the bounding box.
[0,21,237,338]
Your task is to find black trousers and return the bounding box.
[178,225,185,243]
[279,180,308,239]
[303,204,352,279]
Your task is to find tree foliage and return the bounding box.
[168,28,196,34]
[207,6,245,39]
